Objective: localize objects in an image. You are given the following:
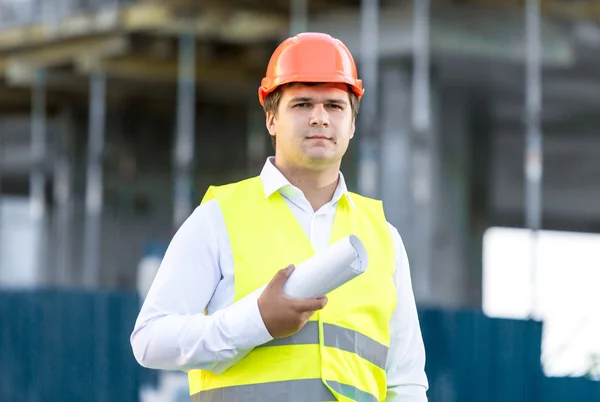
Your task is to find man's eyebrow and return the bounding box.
[289,97,313,103]
[288,97,348,104]
[326,98,348,105]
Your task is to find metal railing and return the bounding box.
[0,0,135,30]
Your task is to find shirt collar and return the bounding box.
[259,157,356,209]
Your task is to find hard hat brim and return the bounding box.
[258,75,364,106]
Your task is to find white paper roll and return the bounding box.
[282,234,368,298]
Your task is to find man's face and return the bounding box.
[266,83,356,169]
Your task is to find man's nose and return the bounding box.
[310,104,330,127]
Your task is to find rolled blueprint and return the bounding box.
[282,234,368,298]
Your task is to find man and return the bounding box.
[131,32,428,401]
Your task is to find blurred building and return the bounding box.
[0,0,599,311]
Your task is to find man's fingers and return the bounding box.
[272,266,294,287]
[267,265,295,289]
[293,296,328,312]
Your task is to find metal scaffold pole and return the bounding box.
[83,72,107,287]
[0,122,3,275]
[525,0,543,319]
[53,108,74,286]
[357,0,380,198]
[412,0,431,137]
[411,0,433,300]
[290,0,308,35]
[173,32,196,229]
[30,69,47,285]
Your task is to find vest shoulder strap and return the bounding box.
[200,176,262,205]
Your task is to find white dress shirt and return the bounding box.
[131,157,429,401]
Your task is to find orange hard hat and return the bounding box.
[258,32,364,106]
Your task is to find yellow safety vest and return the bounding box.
[188,176,397,401]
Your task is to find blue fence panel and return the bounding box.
[2,290,599,401]
[454,310,494,402]
[541,376,600,402]
[417,309,598,402]
[0,289,145,402]
[489,317,542,402]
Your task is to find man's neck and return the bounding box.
[273,158,340,212]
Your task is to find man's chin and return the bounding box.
[302,151,339,165]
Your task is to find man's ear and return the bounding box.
[350,117,356,139]
[266,112,277,136]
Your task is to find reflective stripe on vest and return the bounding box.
[190,378,378,402]
[259,321,388,370]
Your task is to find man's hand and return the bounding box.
[258,265,328,338]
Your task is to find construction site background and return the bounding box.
[1,0,599,401]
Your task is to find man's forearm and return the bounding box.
[130,293,272,372]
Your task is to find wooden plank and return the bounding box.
[4,70,92,92]
[122,6,287,42]
[0,9,122,51]
[206,10,287,42]
[0,3,170,51]
[1,36,129,77]
[120,2,175,30]
[76,55,256,84]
